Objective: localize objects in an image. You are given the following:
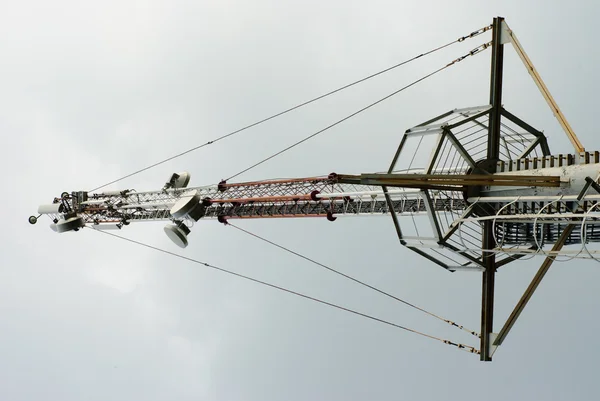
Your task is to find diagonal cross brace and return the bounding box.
[493,224,575,347]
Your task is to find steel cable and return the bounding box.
[227,222,480,338]
[92,228,479,354]
[225,41,492,182]
[88,26,491,193]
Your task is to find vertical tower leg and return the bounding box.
[480,16,505,361]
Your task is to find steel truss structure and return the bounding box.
[31,17,600,362]
[379,103,552,271]
[45,176,460,233]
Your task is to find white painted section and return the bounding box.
[468,194,600,203]
[315,189,421,199]
[91,224,122,230]
[458,212,600,224]
[38,204,62,214]
[480,163,600,198]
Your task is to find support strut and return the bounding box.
[493,225,574,347]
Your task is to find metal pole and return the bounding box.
[502,23,585,153]
[480,16,505,361]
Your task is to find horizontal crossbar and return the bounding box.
[338,173,561,189]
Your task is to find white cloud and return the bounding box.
[2,1,600,400]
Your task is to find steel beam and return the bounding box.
[480,16,505,362]
[493,225,575,346]
[502,21,584,153]
[338,173,561,189]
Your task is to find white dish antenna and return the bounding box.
[164,222,190,248]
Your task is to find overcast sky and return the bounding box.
[2,1,600,400]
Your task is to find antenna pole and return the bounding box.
[480,16,505,361]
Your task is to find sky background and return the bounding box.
[2,1,600,400]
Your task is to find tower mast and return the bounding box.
[31,17,600,360]
[480,15,505,362]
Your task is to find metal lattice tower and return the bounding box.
[31,17,600,361]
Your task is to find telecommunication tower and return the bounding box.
[30,18,599,361]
